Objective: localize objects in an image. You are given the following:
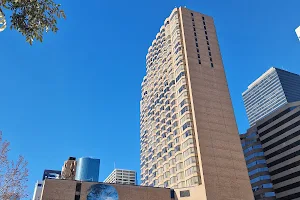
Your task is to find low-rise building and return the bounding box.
[104,169,137,185]
[38,178,210,200]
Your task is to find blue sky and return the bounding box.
[0,0,299,197]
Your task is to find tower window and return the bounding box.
[180,190,190,197]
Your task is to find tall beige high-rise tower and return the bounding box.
[140,7,253,200]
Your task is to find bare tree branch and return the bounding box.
[0,131,29,200]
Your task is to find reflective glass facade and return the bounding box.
[240,129,276,200]
[242,67,300,126]
[75,157,100,182]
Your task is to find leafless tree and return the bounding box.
[0,131,29,200]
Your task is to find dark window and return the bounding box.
[277,192,300,200]
[191,13,194,16]
[198,54,200,58]
[209,52,211,56]
[210,57,212,62]
[196,43,198,47]
[194,32,197,36]
[261,120,300,144]
[196,48,199,53]
[208,46,211,51]
[192,18,194,21]
[273,171,300,184]
[202,16,205,20]
[38,184,42,187]
[75,195,80,200]
[275,181,300,194]
[257,108,291,130]
[180,190,191,197]
[206,36,209,40]
[203,21,206,25]
[207,41,209,45]
[76,183,82,192]
[265,139,300,160]
[204,26,207,30]
[171,189,175,198]
[259,111,300,138]
[198,60,201,64]
[195,38,198,42]
[205,31,207,35]
[211,63,214,68]
[264,130,300,152]
[268,149,300,168]
[193,27,196,31]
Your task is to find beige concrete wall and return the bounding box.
[41,179,172,200]
[174,185,207,200]
[178,7,253,200]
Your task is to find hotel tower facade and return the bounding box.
[140,7,253,200]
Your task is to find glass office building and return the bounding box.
[75,157,100,182]
[240,128,276,200]
[242,67,300,126]
[241,101,300,199]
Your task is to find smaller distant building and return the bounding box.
[75,157,100,182]
[42,170,61,180]
[296,26,300,41]
[32,180,43,200]
[104,169,137,185]
[61,157,77,180]
[242,67,300,126]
